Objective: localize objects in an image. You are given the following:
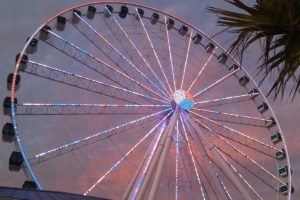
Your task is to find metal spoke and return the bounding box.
[185,114,230,199]
[16,103,169,115]
[178,137,197,200]
[207,159,232,200]
[179,115,206,200]
[180,30,193,90]
[102,7,172,100]
[217,146,278,192]
[148,107,178,200]
[189,110,279,156]
[42,29,167,103]
[193,68,240,98]
[194,93,259,106]
[175,120,180,200]
[193,117,285,185]
[122,121,166,200]
[129,107,177,199]
[164,16,176,92]
[28,108,171,165]
[195,154,220,200]
[187,48,217,92]
[214,150,263,199]
[183,113,233,199]
[135,7,174,95]
[84,109,172,196]
[26,60,168,104]
[193,108,270,127]
[185,113,253,200]
[71,12,170,102]
[127,118,167,200]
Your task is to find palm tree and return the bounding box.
[208,0,300,100]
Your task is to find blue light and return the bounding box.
[11,104,43,190]
[179,99,195,110]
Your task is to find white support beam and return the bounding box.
[122,125,165,200]
[184,111,252,200]
[129,108,178,199]
[147,108,178,200]
[130,119,169,199]
[189,124,229,199]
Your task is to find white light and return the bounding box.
[174,89,194,110]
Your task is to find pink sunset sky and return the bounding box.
[0,0,299,199]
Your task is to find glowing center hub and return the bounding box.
[173,89,194,110]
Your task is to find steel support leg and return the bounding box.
[147,108,178,199]
[123,126,164,200]
[130,121,169,199]
[189,122,230,199]
[185,112,252,200]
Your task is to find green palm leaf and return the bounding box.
[208,0,300,100]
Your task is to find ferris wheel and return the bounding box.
[3,1,294,199]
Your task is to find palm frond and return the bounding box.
[208,0,300,100]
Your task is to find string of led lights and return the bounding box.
[164,16,176,92]
[193,68,240,98]
[193,108,270,122]
[194,117,285,185]
[32,108,171,159]
[15,103,170,115]
[129,122,166,199]
[187,48,217,92]
[183,113,229,200]
[194,93,259,105]
[208,159,232,200]
[179,115,206,200]
[180,30,193,90]
[73,12,171,102]
[27,60,168,104]
[175,120,180,200]
[217,149,263,199]
[135,7,174,96]
[189,110,280,152]
[44,30,170,103]
[104,6,173,100]
[84,109,172,196]
[18,103,169,107]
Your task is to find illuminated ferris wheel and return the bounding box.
[3,1,293,199]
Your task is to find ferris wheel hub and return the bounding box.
[173,89,195,110]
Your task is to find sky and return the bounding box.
[0,0,299,199]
